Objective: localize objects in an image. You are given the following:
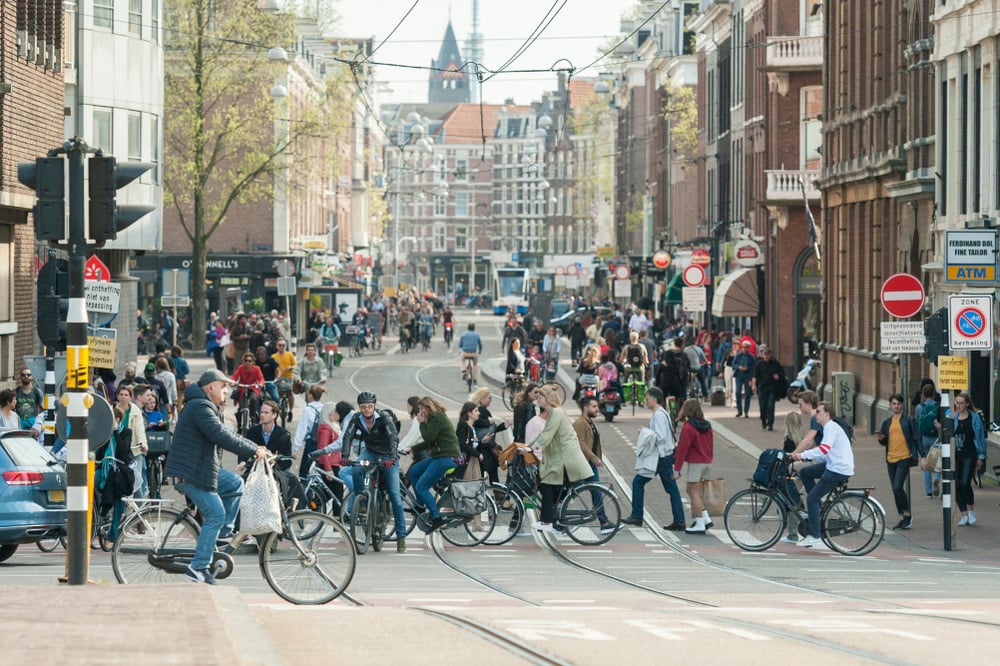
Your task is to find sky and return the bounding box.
[333,0,643,105]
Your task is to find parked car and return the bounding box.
[0,431,66,562]
[550,306,614,335]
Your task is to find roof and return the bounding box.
[437,103,531,145]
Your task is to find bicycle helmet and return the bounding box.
[357,391,377,405]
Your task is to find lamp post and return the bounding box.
[389,112,430,286]
[268,46,290,254]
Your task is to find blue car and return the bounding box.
[0,431,66,562]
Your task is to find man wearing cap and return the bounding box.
[732,341,756,418]
[165,369,268,584]
[752,345,786,431]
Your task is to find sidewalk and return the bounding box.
[480,356,1000,561]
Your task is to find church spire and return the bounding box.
[428,19,470,104]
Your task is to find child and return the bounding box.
[528,343,545,382]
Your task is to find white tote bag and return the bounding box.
[240,458,282,535]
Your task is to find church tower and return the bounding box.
[428,20,470,104]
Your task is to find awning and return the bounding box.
[712,268,760,317]
[664,272,684,305]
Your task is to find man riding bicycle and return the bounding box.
[164,369,268,584]
[620,330,649,385]
[293,343,328,396]
[271,338,296,418]
[458,322,483,384]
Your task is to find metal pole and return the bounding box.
[470,184,476,296]
[171,269,178,348]
[65,139,91,584]
[940,392,953,550]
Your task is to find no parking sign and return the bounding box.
[948,294,993,351]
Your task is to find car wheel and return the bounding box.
[0,544,18,563]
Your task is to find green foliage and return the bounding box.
[662,83,697,163]
[624,203,644,232]
[247,297,265,315]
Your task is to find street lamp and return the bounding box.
[389,114,431,286]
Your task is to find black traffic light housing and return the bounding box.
[923,307,949,365]
[88,156,155,243]
[36,255,69,351]
[17,157,66,242]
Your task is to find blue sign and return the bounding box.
[956,308,986,338]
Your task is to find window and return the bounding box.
[455,226,467,251]
[149,115,160,183]
[454,159,468,181]
[129,0,142,35]
[455,192,468,216]
[94,0,114,29]
[151,0,159,43]
[434,193,447,216]
[127,113,141,161]
[801,87,823,169]
[432,223,447,252]
[93,108,112,152]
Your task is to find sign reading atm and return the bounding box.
[945,229,997,282]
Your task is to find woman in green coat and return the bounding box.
[529,385,592,532]
[404,396,461,531]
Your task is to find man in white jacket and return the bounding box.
[621,387,686,530]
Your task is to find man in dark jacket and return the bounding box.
[165,369,267,584]
[751,345,785,431]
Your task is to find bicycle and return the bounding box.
[443,322,454,349]
[501,374,526,410]
[233,383,260,436]
[276,379,293,428]
[463,355,476,393]
[346,326,364,358]
[399,327,410,354]
[420,325,432,352]
[621,366,647,415]
[347,458,393,554]
[145,431,172,500]
[301,462,345,519]
[110,490,356,604]
[413,470,498,547]
[723,453,886,556]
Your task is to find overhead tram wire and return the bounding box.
[484,0,569,81]
[356,0,423,63]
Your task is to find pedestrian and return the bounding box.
[672,398,714,534]
[14,367,44,430]
[511,383,540,444]
[715,332,734,407]
[751,344,785,430]
[732,340,755,418]
[876,393,919,530]
[622,387,685,530]
[947,392,986,526]
[470,387,509,485]
[914,383,941,498]
[572,396,615,533]
[528,385,593,533]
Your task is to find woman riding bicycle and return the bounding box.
[401,396,461,532]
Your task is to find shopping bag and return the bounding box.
[450,478,488,516]
[926,441,942,473]
[240,458,282,535]
[463,455,482,481]
[702,478,726,516]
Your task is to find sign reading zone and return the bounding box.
[948,294,993,350]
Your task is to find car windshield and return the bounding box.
[2,435,56,467]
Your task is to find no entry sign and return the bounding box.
[880,273,925,319]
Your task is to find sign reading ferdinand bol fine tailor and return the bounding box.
[944,229,997,282]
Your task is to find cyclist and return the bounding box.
[441,305,454,346]
[254,345,281,404]
[619,331,648,387]
[315,314,341,351]
[351,308,369,350]
[293,342,328,396]
[401,396,461,533]
[272,338,297,419]
[790,401,855,548]
[458,323,483,384]
[164,369,268,584]
[231,352,264,422]
[418,307,434,349]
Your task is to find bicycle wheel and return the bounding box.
[371,492,387,552]
[724,488,786,552]
[112,507,200,584]
[436,489,497,546]
[259,510,356,605]
[822,494,885,556]
[147,458,162,501]
[36,536,62,552]
[349,491,372,554]
[483,483,525,546]
[501,384,516,410]
[304,479,333,515]
[398,488,420,537]
[558,484,621,546]
[278,397,289,429]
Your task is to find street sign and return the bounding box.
[277,276,297,297]
[948,294,993,350]
[84,280,121,314]
[652,251,672,269]
[613,264,631,280]
[681,264,706,287]
[937,355,969,391]
[275,258,296,277]
[682,286,706,312]
[88,328,117,368]
[944,229,997,282]
[613,278,631,298]
[879,273,925,318]
[56,393,114,452]
[691,248,711,265]
[879,321,926,354]
[84,255,110,282]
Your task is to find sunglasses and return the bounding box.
[21,374,32,378]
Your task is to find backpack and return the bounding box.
[379,408,401,434]
[658,350,682,386]
[752,448,785,488]
[832,416,855,445]
[917,400,938,436]
[304,405,322,451]
[626,343,644,366]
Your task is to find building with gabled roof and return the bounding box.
[428,20,470,105]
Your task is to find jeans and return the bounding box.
[698,365,711,396]
[133,454,148,498]
[588,463,610,524]
[955,455,978,511]
[630,453,684,525]
[734,375,752,414]
[407,456,456,520]
[801,466,849,539]
[919,435,940,495]
[886,459,911,515]
[355,450,407,538]
[176,468,244,571]
[263,381,280,403]
[758,389,777,428]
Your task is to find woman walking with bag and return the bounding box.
[672,398,714,534]
[948,393,986,526]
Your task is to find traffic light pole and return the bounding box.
[64,139,92,585]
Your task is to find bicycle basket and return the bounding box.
[146,431,172,455]
[450,478,488,516]
[507,456,539,498]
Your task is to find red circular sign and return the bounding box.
[681,264,706,287]
[880,273,925,318]
[691,249,711,265]
[653,251,672,269]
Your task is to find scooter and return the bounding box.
[599,383,622,422]
[787,354,821,404]
[577,373,599,407]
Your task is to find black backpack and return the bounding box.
[304,405,322,450]
[752,448,785,487]
[832,416,855,445]
[627,344,644,366]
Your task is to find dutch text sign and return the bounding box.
[945,229,997,282]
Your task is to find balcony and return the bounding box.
[764,170,821,204]
[765,36,823,71]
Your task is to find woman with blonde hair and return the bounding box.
[529,386,593,532]
[469,387,509,484]
[672,398,714,534]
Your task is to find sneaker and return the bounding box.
[701,512,714,529]
[780,535,798,544]
[185,565,217,585]
[796,535,823,548]
[599,522,617,535]
[396,538,406,553]
[287,412,293,422]
[533,522,556,533]
[959,514,970,526]
[893,517,912,530]
[685,521,706,534]
[621,516,643,526]
[968,511,977,525]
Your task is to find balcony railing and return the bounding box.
[765,36,823,70]
[765,169,821,202]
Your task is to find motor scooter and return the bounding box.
[577,373,599,407]
[598,383,622,422]
[787,354,821,404]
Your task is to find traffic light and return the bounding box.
[923,307,948,365]
[36,256,69,351]
[17,157,66,242]
[88,156,155,242]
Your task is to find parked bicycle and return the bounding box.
[724,451,886,556]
